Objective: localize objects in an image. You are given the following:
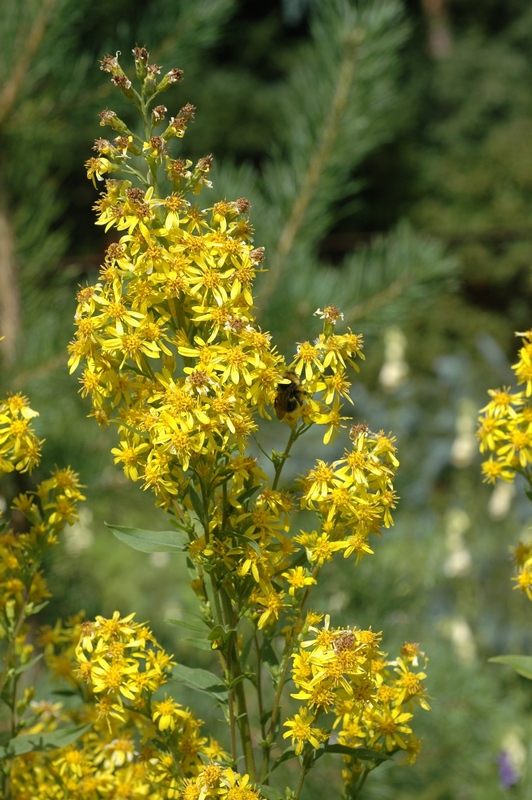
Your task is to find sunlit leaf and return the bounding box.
[489,654,532,680]
[106,524,188,553]
[165,664,227,701]
[0,724,91,760]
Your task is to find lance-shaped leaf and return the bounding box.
[319,743,392,761]
[165,618,210,634]
[257,786,286,800]
[106,524,188,553]
[489,654,532,680]
[0,723,91,761]
[14,653,43,676]
[165,664,227,701]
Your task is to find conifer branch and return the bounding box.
[256,30,360,313]
[0,0,57,125]
[343,273,409,324]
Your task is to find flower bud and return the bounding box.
[151,104,167,125]
[100,53,136,101]
[99,109,130,134]
[143,63,161,99]
[157,68,184,93]
[132,45,149,81]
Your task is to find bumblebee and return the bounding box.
[274,371,306,420]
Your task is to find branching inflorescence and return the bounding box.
[1,48,429,800]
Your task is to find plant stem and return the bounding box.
[0,573,36,698]
[353,766,370,798]
[271,425,299,491]
[254,632,266,739]
[294,757,309,800]
[220,587,256,781]
[261,581,314,782]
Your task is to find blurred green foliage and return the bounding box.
[2,0,532,796]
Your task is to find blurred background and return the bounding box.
[1,0,532,796]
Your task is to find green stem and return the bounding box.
[271,425,300,491]
[0,573,36,698]
[261,581,315,783]
[115,163,151,187]
[220,588,256,781]
[254,632,266,740]
[353,766,370,798]
[294,757,310,800]
[140,98,161,196]
[227,685,238,766]
[208,572,224,630]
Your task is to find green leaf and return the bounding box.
[260,709,273,726]
[257,785,286,800]
[226,674,248,691]
[223,529,261,557]
[188,485,205,524]
[165,618,209,634]
[26,601,49,617]
[106,524,188,553]
[184,637,216,651]
[261,637,279,668]
[274,551,307,577]
[165,664,227,701]
[0,723,91,761]
[14,653,43,676]
[240,635,254,667]
[489,654,532,680]
[236,485,262,505]
[208,624,236,644]
[321,743,392,761]
[113,419,146,438]
[271,746,297,771]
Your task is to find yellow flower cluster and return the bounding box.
[68,175,283,508]
[75,610,176,721]
[297,425,399,566]
[67,50,399,648]
[32,47,427,798]
[68,177,368,510]
[0,392,43,477]
[0,438,85,650]
[179,766,264,800]
[0,395,88,798]
[1,47,431,800]
[10,611,248,800]
[285,616,429,781]
[511,540,532,601]
[183,424,398,635]
[477,329,532,484]
[477,330,532,600]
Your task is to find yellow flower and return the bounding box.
[366,705,414,752]
[293,341,324,381]
[283,707,329,754]
[480,457,515,484]
[111,438,151,481]
[513,558,532,600]
[152,696,184,732]
[255,590,286,630]
[282,566,316,596]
